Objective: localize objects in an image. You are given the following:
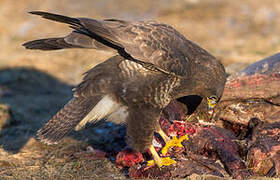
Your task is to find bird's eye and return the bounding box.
[207,95,218,109]
[209,95,218,101]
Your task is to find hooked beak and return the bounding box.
[206,97,217,110]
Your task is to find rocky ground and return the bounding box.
[1,0,280,179]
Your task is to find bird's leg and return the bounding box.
[146,145,176,167]
[158,129,188,155]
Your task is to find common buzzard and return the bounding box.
[23,11,226,167]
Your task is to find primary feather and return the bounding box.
[37,97,97,144]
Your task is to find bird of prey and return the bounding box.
[23,11,226,167]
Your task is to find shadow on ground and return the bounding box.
[0,67,74,153]
[0,67,126,154]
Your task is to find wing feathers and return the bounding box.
[29,11,81,27]
[37,97,98,144]
[23,11,120,51]
[37,94,125,144]
[22,37,82,50]
[23,11,190,76]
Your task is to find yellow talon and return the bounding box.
[146,157,176,167]
[161,134,189,155]
[148,145,176,168]
[147,129,189,168]
[147,159,155,167]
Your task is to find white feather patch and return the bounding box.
[107,106,128,124]
[75,95,121,130]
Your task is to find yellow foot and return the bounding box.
[161,134,189,155]
[147,157,176,167]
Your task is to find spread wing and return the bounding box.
[22,11,191,76]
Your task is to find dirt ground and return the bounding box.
[1,0,280,179]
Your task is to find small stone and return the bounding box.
[0,104,14,129]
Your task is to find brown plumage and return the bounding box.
[23,11,226,167]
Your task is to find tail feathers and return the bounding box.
[22,32,114,51]
[23,11,120,51]
[37,98,94,144]
[23,11,84,50]
[22,37,82,50]
[29,11,81,27]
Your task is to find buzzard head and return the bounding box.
[199,75,226,113]
[194,90,223,114]
[178,84,224,122]
[178,56,226,117]
[201,56,226,111]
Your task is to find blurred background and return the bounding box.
[1,0,280,83]
[0,0,280,178]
